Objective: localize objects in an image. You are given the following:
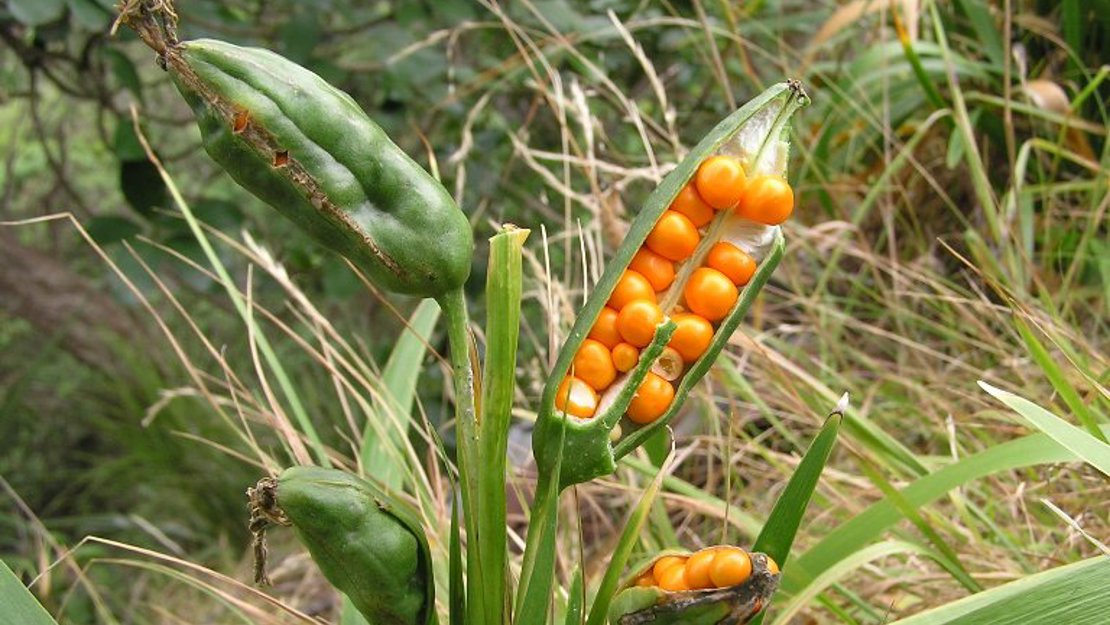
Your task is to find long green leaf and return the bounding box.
[562,567,584,625]
[770,540,932,625]
[888,557,1110,624]
[752,411,842,562]
[855,459,981,592]
[363,298,442,489]
[1012,317,1107,442]
[783,426,1110,595]
[477,226,529,625]
[979,381,1110,477]
[0,560,59,625]
[748,409,841,625]
[584,445,676,625]
[516,439,565,624]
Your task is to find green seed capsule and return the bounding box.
[248,467,434,625]
[534,81,809,489]
[165,39,473,297]
[609,549,780,625]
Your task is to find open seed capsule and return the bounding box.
[609,547,780,625]
[534,81,808,489]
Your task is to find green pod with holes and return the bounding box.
[609,550,780,625]
[165,39,473,297]
[533,82,809,489]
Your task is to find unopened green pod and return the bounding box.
[249,467,435,625]
[163,39,473,297]
[533,82,809,489]
[609,549,780,625]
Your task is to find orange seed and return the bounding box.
[609,270,656,311]
[572,339,617,390]
[694,155,747,209]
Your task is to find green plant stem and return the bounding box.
[438,287,483,625]
[517,462,562,624]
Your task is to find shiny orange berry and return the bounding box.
[684,548,718,589]
[766,556,780,575]
[629,248,676,291]
[694,155,747,209]
[706,242,757,286]
[554,376,598,419]
[609,270,656,311]
[668,313,714,363]
[635,573,655,587]
[589,307,622,349]
[652,556,686,582]
[683,268,738,322]
[616,300,664,348]
[709,548,752,588]
[612,343,640,373]
[572,339,616,390]
[670,183,715,227]
[656,563,690,591]
[736,175,793,224]
[645,211,700,261]
[627,372,675,424]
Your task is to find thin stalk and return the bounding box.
[517,455,562,624]
[438,287,483,625]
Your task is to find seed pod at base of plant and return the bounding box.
[248,467,434,625]
[160,36,473,297]
[609,548,780,625]
[534,81,809,489]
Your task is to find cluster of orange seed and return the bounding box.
[555,155,795,423]
[635,547,778,592]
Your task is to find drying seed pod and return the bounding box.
[609,548,780,625]
[248,467,435,625]
[120,7,473,297]
[534,81,809,489]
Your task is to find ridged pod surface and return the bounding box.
[609,549,780,625]
[167,39,473,297]
[251,467,434,625]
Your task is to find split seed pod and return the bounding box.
[121,6,473,298]
[534,82,809,489]
[609,548,780,625]
[248,467,434,625]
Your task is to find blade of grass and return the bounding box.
[562,567,583,625]
[954,0,1005,67]
[130,109,329,468]
[620,456,762,538]
[770,540,934,625]
[782,425,1110,595]
[747,401,843,625]
[752,405,843,563]
[584,445,676,625]
[363,298,441,489]
[0,560,59,625]
[450,493,465,625]
[516,457,563,624]
[477,226,529,625]
[979,382,1110,477]
[855,459,981,592]
[887,556,1110,624]
[1012,317,1107,442]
